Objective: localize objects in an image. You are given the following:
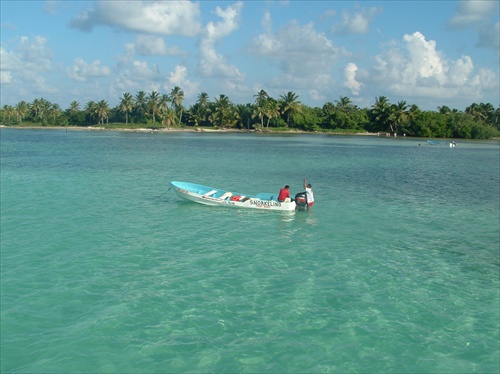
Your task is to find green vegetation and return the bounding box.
[1,89,499,139]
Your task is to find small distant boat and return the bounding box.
[427,140,441,145]
[170,181,300,211]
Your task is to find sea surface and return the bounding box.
[1,128,499,373]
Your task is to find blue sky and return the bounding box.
[1,0,498,111]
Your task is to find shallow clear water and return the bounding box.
[1,128,499,373]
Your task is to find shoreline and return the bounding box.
[0,124,379,136]
[3,125,498,140]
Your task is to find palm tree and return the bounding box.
[465,101,497,128]
[409,104,420,114]
[408,103,420,121]
[212,94,233,129]
[30,98,42,120]
[322,102,336,116]
[438,105,451,115]
[235,103,253,129]
[69,101,80,112]
[390,100,408,133]
[169,86,185,125]
[96,100,110,125]
[47,103,62,125]
[147,91,160,125]
[195,92,210,126]
[84,101,97,125]
[15,101,30,124]
[119,93,134,125]
[493,107,500,131]
[66,101,81,127]
[335,96,353,112]
[158,94,172,128]
[162,106,177,128]
[279,91,301,127]
[253,89,269,128]
[31,98,50,122]
[227,108,240,129]
[401,104,422,136]
[370,96,391,132]
[187,103,203,127]
[134,91,147,122]
[254,89,269,103]
[480,102,495,127]
[465,103,482,122]
[2,105,15,124]
[264,98,280,129]
[197,92,209,107]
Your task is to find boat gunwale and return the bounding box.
[170,181,296,211]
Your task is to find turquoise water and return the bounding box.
[1,128,499,373]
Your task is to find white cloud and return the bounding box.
[448,56,474,86]
[333,6,382,35]
[403,32,446,85]
[0,36,58,96]
[447,1,499,57]
[2,1,497,111]
[110,64,200,104]
[130,60,161,80]
[18,36,53,72]
[253,20,343,61]
[70,1,202,37]
[118,35,186,67]
[368,31,498,103]
[43,0,60,16]
[206,1,242,39]
[31,76,59,95]
[109,59,166,102]
[309,89,325,102]
[165,65,200,99]
[261,11,273,34]
[470,68,498,91]
[477,22,500,54]
[168,65,188,86]
[447,0,495,29]
[67,58,111,82]
[0,47,21,75]
[198,2,244,81]
[128,35,185,57]
[324,9,337,18]
[250,16,349,100]
[0,70,13,85]
[344,63,362,95]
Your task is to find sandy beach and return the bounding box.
[0,125,379,136]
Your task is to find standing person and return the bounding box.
[303,179,314,210]
[278,185,291,202]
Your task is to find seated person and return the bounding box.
[278,185,291,202]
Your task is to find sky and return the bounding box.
[1,0,499,111]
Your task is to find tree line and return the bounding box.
[1,87,499,139]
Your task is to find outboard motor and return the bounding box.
[294,192,307,211]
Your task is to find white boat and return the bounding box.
[170,181,300,211]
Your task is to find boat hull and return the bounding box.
[170,181,296,211]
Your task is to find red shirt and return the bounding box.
[278,188,290,201]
